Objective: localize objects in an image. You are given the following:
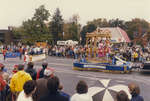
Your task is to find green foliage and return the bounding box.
[125,18,149,40]
[88,18,127,29]
[13,5,52,44]
[33,5,50,23]
[87,18,109,27]
[63,14,81,41]
[80,24,97,45]
[86,18,150,44]
[49,8,64,44]
[12,6,150,46]
[68,23,79,41]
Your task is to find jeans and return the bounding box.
[0,90,6,101]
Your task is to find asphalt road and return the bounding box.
[1,55,150,101]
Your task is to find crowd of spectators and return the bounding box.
[0,62,144,101]
[48,45,150,63]
[1,44,150,63]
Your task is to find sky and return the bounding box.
[0,0,150,29]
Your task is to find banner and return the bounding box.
[5,52,21,58]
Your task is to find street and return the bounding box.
[1,55,150,101]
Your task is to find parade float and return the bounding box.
[73,28,132,73]
[24,42,47,63]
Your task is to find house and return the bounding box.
[0,27,13,44]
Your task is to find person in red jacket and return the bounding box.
[0,64,6,101]
[2,48,7,61]
[0,75,6,91]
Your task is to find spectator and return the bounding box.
[2,48,7,61]
[25,62,37,80]
[33,67,54,101]
[10,64,32,100]
[116,90,129,101]
[17,80,36,101]
[39,76,69,101]
[36,62,48,79]
[0,64,6,101]
[13,65,19,74]
[19,47,23,60]
[128,83,144,101]
[71,80,92,101]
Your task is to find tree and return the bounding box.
[68,23,79,41]
[125,18,150,40]
[63,14,81,41]
[87,18,109,27]
[32,5,50,35]
[108,18,127,30]
[33,5,50,23]
[50,8,64,44]
[13,5,51,44]
[80,24,97,45]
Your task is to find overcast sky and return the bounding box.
[0,0,150,29]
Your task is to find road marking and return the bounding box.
[115,80,125,83]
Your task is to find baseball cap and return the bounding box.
[44,67,54,77]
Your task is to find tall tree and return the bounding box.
[13,5,51,44]
[87,18,109,27]
[50,8,64,44]
[80,24,96,45]
[64,14,81,41]
[32,5,50,35]
[108,18,127,30]
[125,18,149,40]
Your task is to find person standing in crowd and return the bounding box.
[2,48,7,61]
[19,47,23,60]
[10,64,32,101]
[133,51,138,62]
[17,80,36,101]
[12,65,19,74]
[128,83,144,101]
[116,90,129,101]
[71,80,92,101]
[0,73,6,101]
[0,64,6,101]
[36,62,48,79]
[33,68,54,101]
[25,62,37,80]
[39,76,70,101]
